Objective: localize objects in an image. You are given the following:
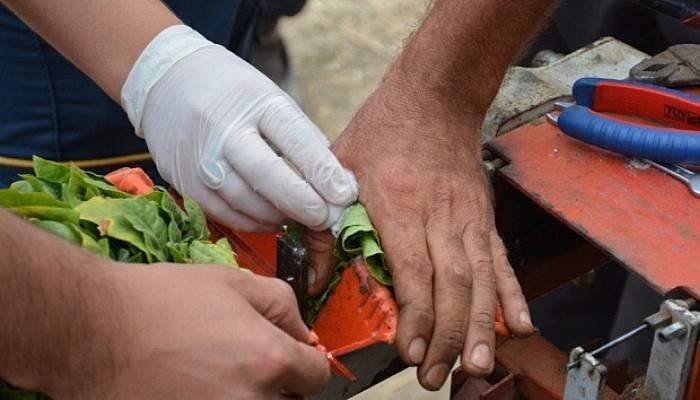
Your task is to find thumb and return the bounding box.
[230,273,310,342]
[305,230,338,296]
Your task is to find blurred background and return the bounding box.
[279,0,429,141]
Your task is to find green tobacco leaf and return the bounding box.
[184,195,209,241]
[149,190,187,243]
[34,220,81,245]
[77,197,169,261]
[83,170,132,199]
[0,190,79,224]
[9,180,34,193]
[116,248,131,262]
[127,253,145,263]
[335,203,392,285]
[122,200,169,261]
[167,242,189,263]
[33,156,70,184]
[189,239,238,267]
[17,175,62,199]
[76,197,151,261]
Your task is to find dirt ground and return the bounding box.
[279,0,430,141]
[280,2,451,399]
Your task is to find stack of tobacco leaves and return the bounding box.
[0,157,239,399]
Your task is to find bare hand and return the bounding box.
[314,84,533,390]
[57,264,330,400]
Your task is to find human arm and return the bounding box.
[326,0,557,390]
[1,0,357,232]
[0,209,329,399]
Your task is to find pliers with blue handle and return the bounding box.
[547,77,700,165]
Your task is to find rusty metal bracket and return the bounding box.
[564,348,608,400]
[643,299,700,400]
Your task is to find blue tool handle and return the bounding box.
[558,106,700,164]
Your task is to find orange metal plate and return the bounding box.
[489,118,700,297]
[312,258,397,356]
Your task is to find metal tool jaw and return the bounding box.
[643,299,700,400]
[630,44,700,87]
[545,102,574,125]
[564,348,608,400]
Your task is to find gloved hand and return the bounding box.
[121,25,357,232]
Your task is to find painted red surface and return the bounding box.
[313,258,397,357]
[489,118,700,297]
[591,81,700,130]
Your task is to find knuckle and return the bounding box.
[429,180,456,211]
[445,265,474,293]
[471,254,495,276]
[437,326,467,354]
[259,344,293,382]
[471,310,496,332]
[474,275,496,294]
[506,286,525,301]
[396,255,433,285]
[399,299,435,327]
[496,264,517,280]
[270,278,297,304]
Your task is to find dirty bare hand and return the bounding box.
[63,264,330,400]
[328,81,534,390]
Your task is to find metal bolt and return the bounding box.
[659,321,688,342]
[484,158,506,178]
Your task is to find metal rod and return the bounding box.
[566,324,649,370]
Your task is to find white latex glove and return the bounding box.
[121,25,357,231]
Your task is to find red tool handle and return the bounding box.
[573,78,700,131]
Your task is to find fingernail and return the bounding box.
[470,344,491,370]
[426,363,450,389]
[408,338,426,365]
[308,268,316,286]
[519,311,532,327]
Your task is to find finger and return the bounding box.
[259,98,358,206]
[197,184,277,232]
[420,224,472,390]
[304,230,337,296]
[217,171,286,226]
[230,273,310,342]
[381,218,435,369]
[276,334,331,396]
[490,230,533,337]
[461,224,498,376]
[252,316,330,396]
[223,130,329,228]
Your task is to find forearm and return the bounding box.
[0,210,119,397]
[386,0,556,133]
[0,0,180,100]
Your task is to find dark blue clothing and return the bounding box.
[0,0,304,186]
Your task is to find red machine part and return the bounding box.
[488,117,700,298]
[452,335,619,400]
[105,168,398,380]
[312,257,398,357]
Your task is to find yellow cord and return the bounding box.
[0,153,152,169]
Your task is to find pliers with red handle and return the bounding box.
[547,78,700,165]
